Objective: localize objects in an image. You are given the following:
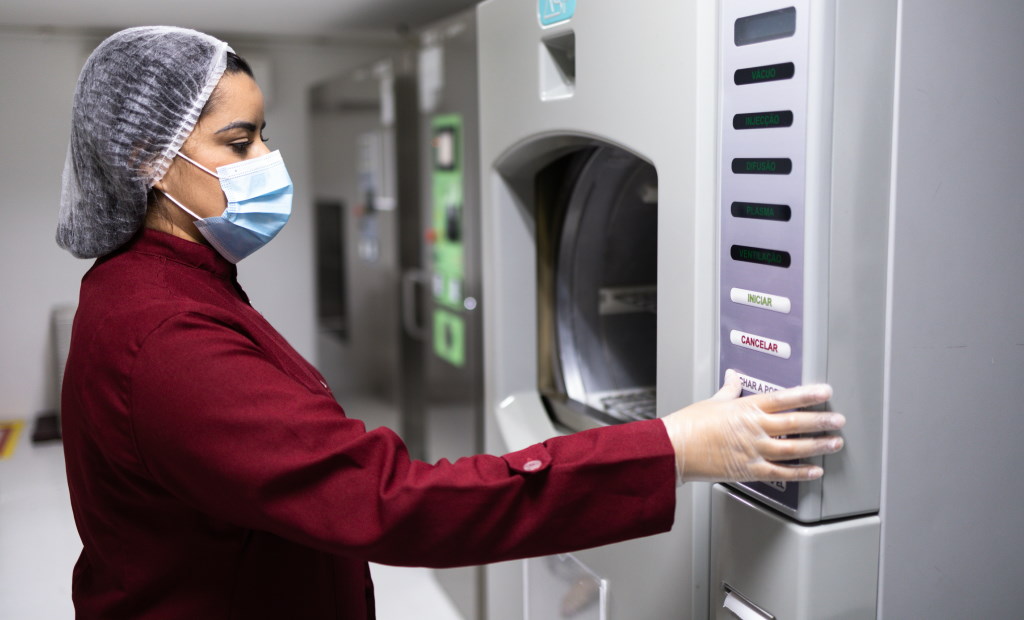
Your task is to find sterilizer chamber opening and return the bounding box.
[537,144,658,430]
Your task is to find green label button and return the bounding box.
[730,245,792,268]
[731,201,792,222]
[733,110,794,130]
[731,158,793,175]
[734,62,796,86]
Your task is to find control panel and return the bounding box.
[719,0,835,521]
[430,114,468,367]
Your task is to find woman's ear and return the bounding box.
[151,162,174,194]
[131,142,176,195]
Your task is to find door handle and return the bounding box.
[401,269,429,341]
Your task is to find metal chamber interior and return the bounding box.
[536,144,659,430]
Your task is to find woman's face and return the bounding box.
[152,71,270,226]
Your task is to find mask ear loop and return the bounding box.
[157,188,204,221]
[175,151,220,177]
[156,150,222,220]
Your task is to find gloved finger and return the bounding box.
[746,383,832,413]
[750,461,826,482]
[709,369,742,402]
[757,435,844,461]
[759,411,846,436]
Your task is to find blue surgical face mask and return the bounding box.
[160,150,293,263]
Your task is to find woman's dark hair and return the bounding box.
[225,51,254,77]
[199,51,254,118]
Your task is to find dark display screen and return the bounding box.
[731,158,793,175]
[731,245,792,268]
[734,62,796,86]
[735,7,797,46]
[734,110,794,130]
[731,202,792,222]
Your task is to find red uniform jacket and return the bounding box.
[61,229,676,619]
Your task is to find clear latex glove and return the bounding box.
[662,370,845,483]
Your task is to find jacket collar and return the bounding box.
[119,228,236,279]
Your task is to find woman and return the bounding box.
[57,27,844,619]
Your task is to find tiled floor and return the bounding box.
[0,416,463,620]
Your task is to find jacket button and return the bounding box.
[523,459,542,472]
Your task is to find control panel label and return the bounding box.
[733,110,794,130]
[730,245,792,268]
[730,287,792,313]
[734,61,796,85]
[735,372,784,395]
[731,201,792,222]
[730,330,792,359]
[731,157,793,175]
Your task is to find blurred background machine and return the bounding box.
[311,51,427,458]
[311,8,486,618]
[415,9,487,619]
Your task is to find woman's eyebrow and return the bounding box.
[215,120,266,134]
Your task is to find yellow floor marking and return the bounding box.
[0,420,25,460]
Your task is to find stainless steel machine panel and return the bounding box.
[712,0,898,617]
[478,0,720,618]
[710,485,880,620]
[715,0,1024,613]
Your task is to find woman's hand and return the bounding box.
[662,370,846,483]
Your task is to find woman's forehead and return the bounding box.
[199,72,265,130]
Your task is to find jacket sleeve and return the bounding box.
[129,311,677,568]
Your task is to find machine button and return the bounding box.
[730,329,791,359]
[731,201,792,222]
[731,157,793,175]
[730,287,791,314]
[733,110,794,130]
[730,244,791,268]
[734,371,784,395]
[734,61,796,85]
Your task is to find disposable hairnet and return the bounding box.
[57,26,231,258]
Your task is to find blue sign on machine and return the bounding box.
[539,0,576,26]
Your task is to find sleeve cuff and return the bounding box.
[659,418,684,487]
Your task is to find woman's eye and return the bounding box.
[228,135,268,154]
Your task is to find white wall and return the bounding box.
[0,27,400,419]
